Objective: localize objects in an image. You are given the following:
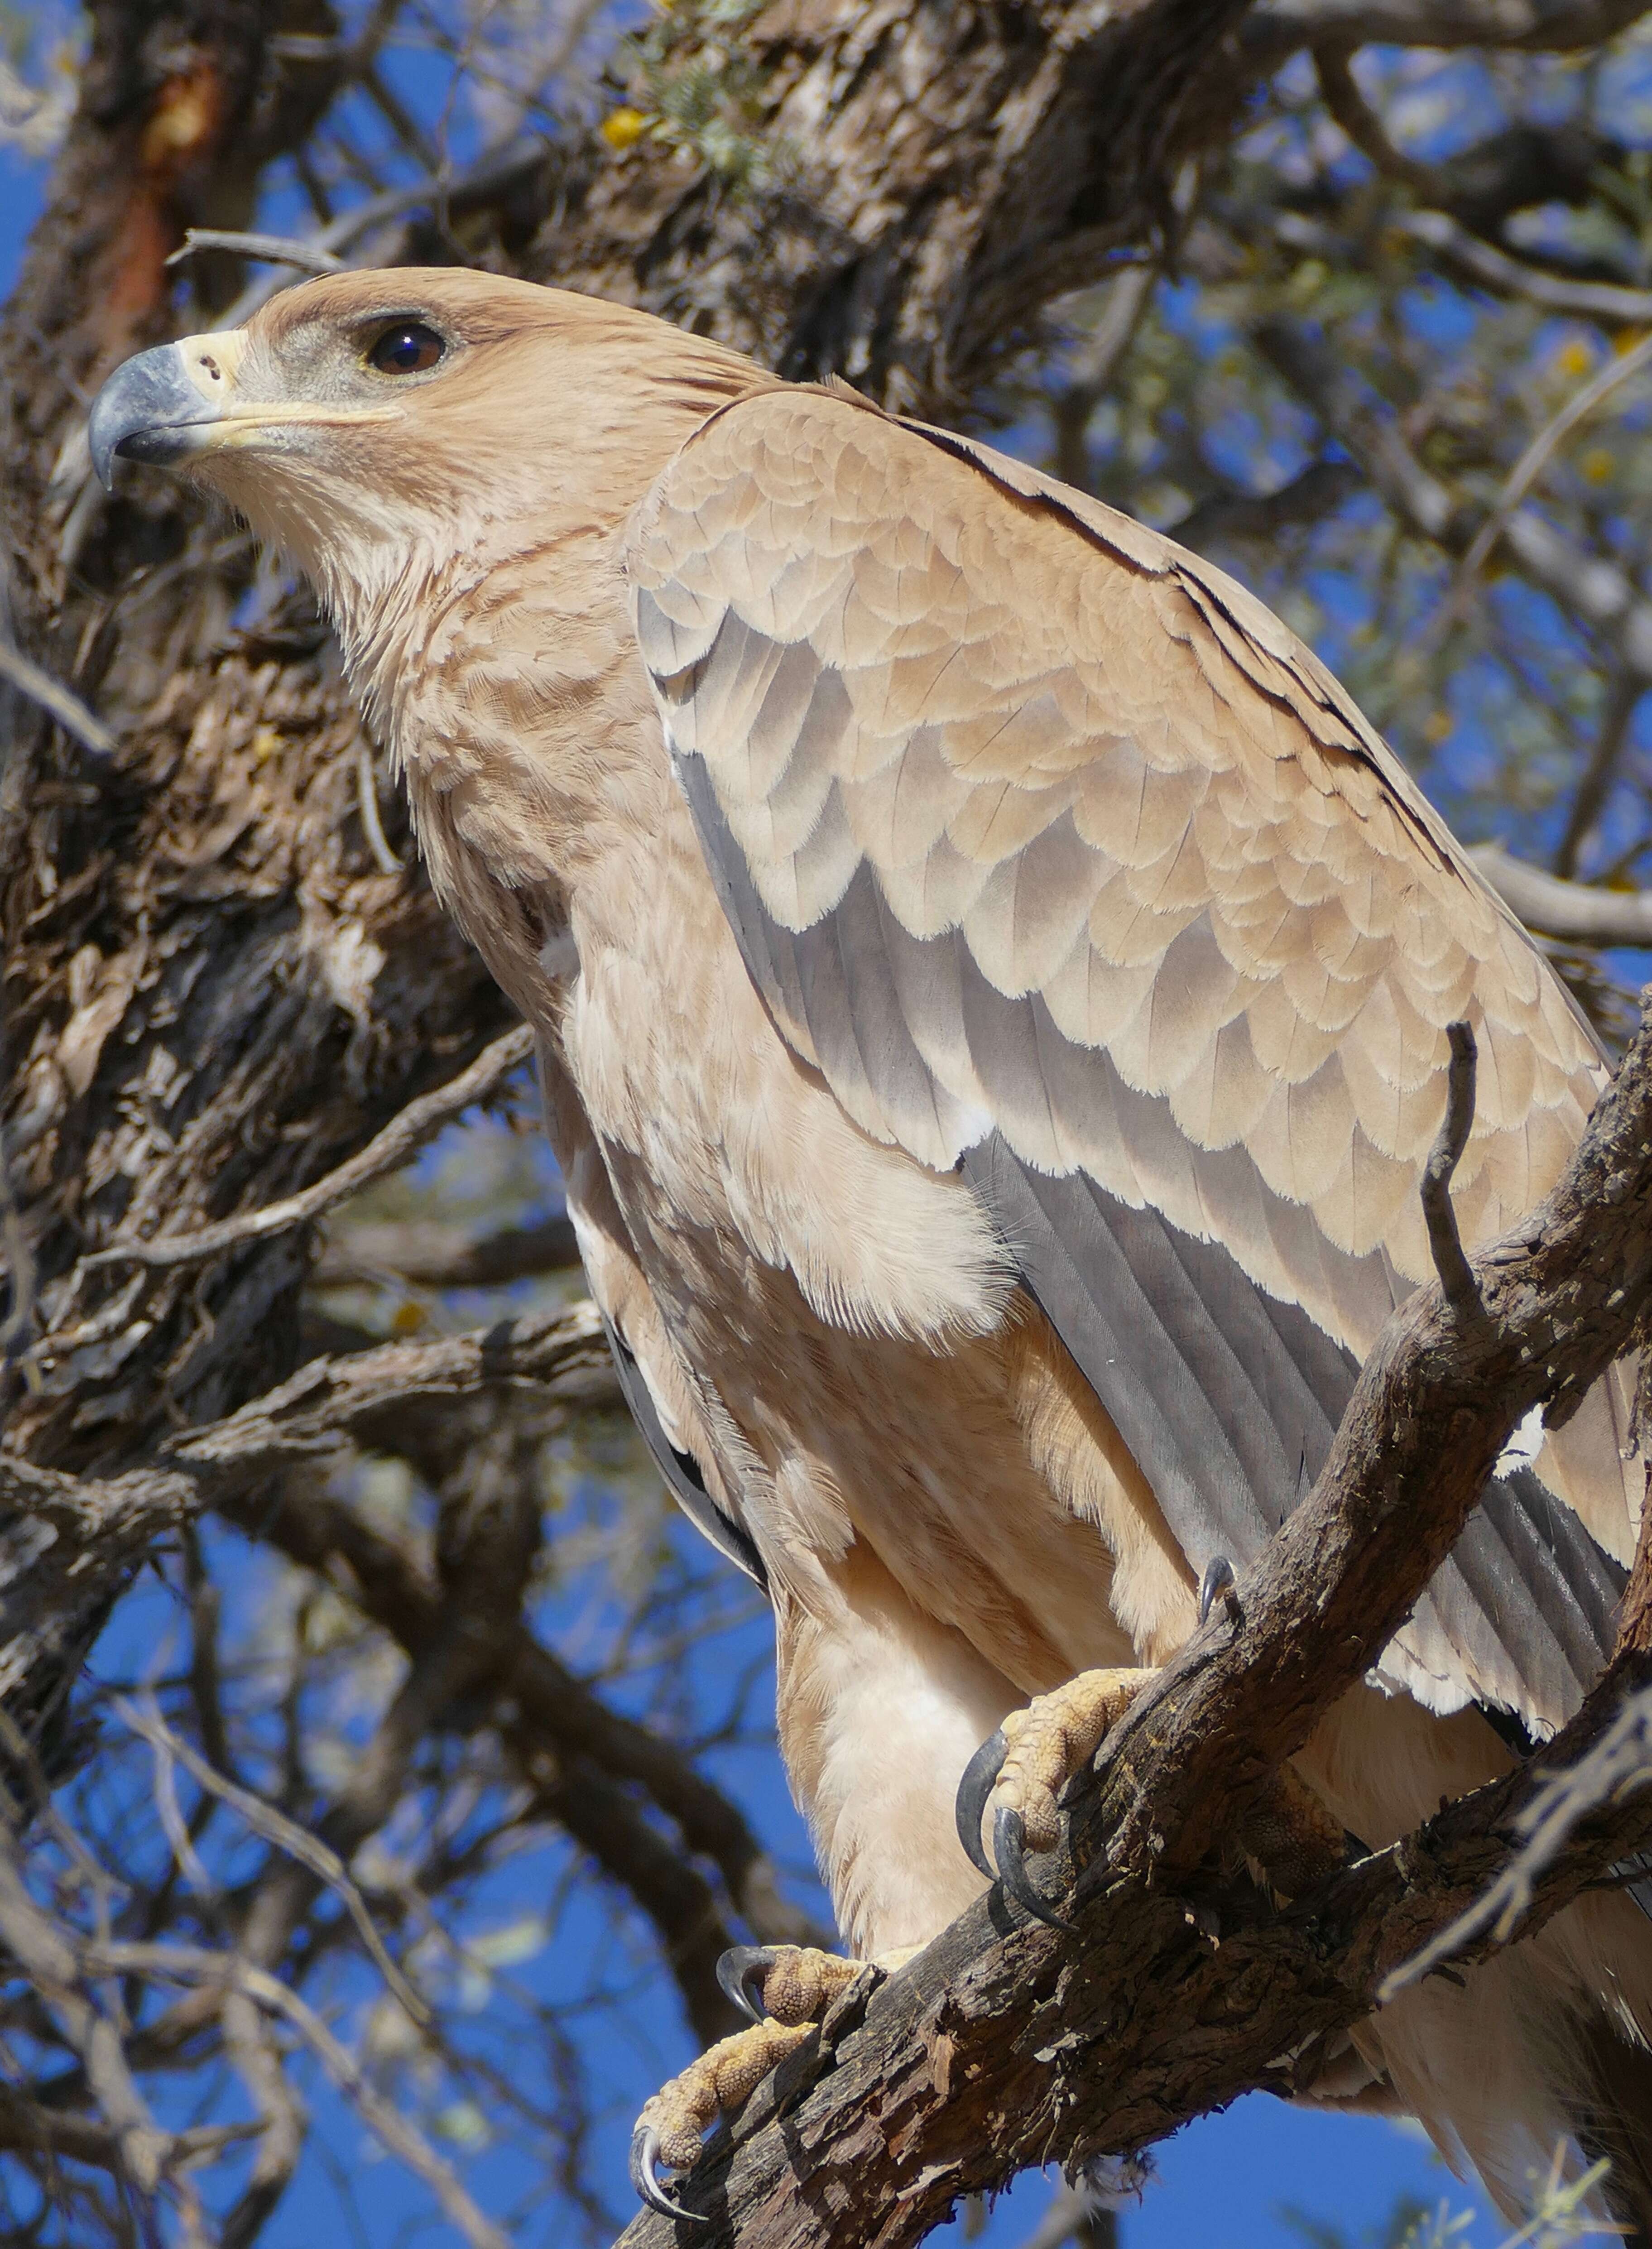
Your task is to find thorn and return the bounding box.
[955,1727,1008,1878]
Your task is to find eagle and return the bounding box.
[89,269,1652,2232]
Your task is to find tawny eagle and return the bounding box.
[90,270,1652,2231]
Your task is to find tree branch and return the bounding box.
[1471,843,1652,947]
[1244,0,1652,69]
[82,1023,533,1275]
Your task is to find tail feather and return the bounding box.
[1573,2020,1652,2246]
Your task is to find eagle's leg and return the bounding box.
[957,1668,1348,1927]
[629,1948,896,2220]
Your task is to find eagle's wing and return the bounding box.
[541,1054,768,1591]
[624,385,1634,1739]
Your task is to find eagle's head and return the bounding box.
[88,266,759,658]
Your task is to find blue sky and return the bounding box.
[0,52,1534,2249]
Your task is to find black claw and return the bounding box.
[716,1945,773,2025]
[956,1728,1008,1877]
[629,2124,709,2227]
[1198,1553,1239,1629]
[993,1804,1073,1932]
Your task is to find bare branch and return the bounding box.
[1395,210,1652,330]
[315,1211,581,1290]
[0,1831,168,2196]
[112,1694,428,2025]
[1471,843,1652,947]
[92,1942,512,2249]
[0,638,115,759]
[218,1988,306,2249]
[355,738,403,874]
[1381,1677,1652,1999]
[1439,327,1652,638]
[1245,0,1652,68]
[164,229,345,274]
[1421,1022,1481,1317]
[1253,313,1652,682]
[84,1023,533,1273]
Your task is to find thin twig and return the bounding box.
[1314,47,1435,197]
[111,1696,429,2026]
[1396,209,1652,331]
[355,738,403,873]
[84,1023,533,1273]
[1379,1678,1652,2002]
[1436,329,1652,644]
[89,1942,509,2249]
[1421,1021,1480,1316]
[0,639,115,758]
[219,138,552,328]
[165,230,345,274]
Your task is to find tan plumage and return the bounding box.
[89,269,1652,2226]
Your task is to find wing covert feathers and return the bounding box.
[627,384,1638,1731]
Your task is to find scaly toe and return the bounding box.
[716,1944,864,2027]
[962,1668,1157,1921]
[629,2018,813,2216]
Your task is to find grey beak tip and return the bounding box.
[86,395,121,493]
[87,344,214,490]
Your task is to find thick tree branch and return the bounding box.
[1244,0,1652,67]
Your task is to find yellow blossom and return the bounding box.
[1579,446,1616,484]
[601,106,649,153]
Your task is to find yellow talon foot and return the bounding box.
[953,1665,1349,1932]
[956,1666,1156,1928]
[630,2017,812,2221]
[1239,1759,1348,1899]
[716,1942,869,2025]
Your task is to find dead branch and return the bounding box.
[315,1211,581,1291]
[0,639,115,759]
[1383,1677,1652,1996]
[1471,845,1652,948]
[112,1693,427,2023]
[90,1941,511,2249]
[83,1022,533,1273]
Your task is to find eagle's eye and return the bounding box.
[366,321,447,376]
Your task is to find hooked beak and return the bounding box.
[88,326,397,490]
[88,330,250,490]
